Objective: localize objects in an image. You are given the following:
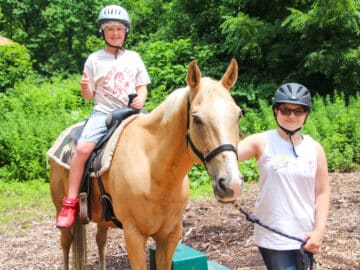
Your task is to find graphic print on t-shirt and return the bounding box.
[102,66,131,100]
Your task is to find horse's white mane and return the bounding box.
[160,87,189,124]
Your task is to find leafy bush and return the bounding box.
[188,165,210,190]
[0,76,92,181]
[133,38,215,110]
[309,93,360,171]
[0,40,33,92]
[238,158,259,182]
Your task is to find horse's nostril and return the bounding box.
[218,178,226,192]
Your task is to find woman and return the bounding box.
[56,5,151,228]
[237,83,330,269]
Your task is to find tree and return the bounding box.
[1,0,359,98]
[36,0,103,75]
[282,0,360,96]
[221,0,360,98]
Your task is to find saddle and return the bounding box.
[79,108,142,228]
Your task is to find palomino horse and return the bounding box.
[50,59,243,270]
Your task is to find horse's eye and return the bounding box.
[192,115,203,125]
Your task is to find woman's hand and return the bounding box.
[304,228,325,254]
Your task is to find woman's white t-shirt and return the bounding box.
[84,49,151,114]
[254,129,318,250]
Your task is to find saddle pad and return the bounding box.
[46,115,138,176]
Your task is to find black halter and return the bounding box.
[185,95,238,164]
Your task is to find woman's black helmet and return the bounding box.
[272,83,312,110]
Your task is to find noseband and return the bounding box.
[186,95,238,164]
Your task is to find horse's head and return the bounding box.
[186,59,244,202]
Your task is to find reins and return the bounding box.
[232,201,313,270]
[185,95,237,164]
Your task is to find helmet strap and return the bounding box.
[102,31,126,59]
[278,125,302,158]
[274,109,305,157]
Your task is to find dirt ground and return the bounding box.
[0,172,359,269]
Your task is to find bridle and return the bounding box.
[186,95,238,164]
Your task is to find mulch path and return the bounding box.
[0,172,359,269]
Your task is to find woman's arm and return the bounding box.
[304,142,331,254]
[237,133,265,162]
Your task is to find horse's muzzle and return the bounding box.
[212,173,243,202]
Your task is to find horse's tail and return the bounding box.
[71,216,87,269]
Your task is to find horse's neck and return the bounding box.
[141,89,193,178]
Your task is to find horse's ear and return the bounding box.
[186,60,201,89]
[221,58,238,90]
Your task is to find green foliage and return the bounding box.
[0,41,33,92]
[37,0,102,75]
[1,0,360,97]
[188,164,210,190]
[221,12,272,66]
[0,179,52,232]
[232,81,277,111]
[0,76,92,181]
[134,38,215,110]
[218,0,360,100]
[238,158,258,182]
[307,92,360,171]
[280,0,360,96]
[239,99,276,135]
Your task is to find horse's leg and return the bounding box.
[50,162,72,270]
[60,228,73,270]
[155,224,182,270]
[123,226,147,270]
[96,224,109,270]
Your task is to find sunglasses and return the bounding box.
[278,107,307,116]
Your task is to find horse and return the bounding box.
[49,59,244,270]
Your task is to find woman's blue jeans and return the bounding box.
[259,247,313,270]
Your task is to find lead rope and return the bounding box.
[232,201,313,270]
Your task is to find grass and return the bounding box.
[0,180,53,233]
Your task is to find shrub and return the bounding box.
[0,38,33,92]
[0,76,92,181]
[133,38,215,110]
